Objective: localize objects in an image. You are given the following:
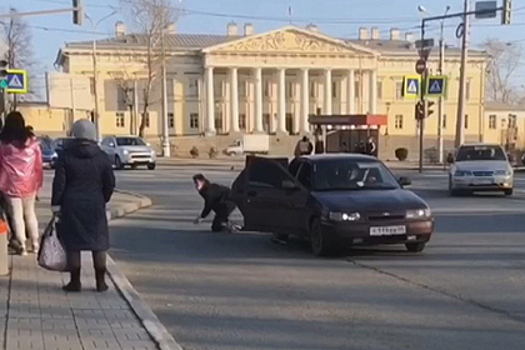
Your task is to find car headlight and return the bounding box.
[406,208,431,219]
[122,149,129,155]
[328,212,361,222]
[454,170,472,177]
[52,152,58,159]
[494,169,512,176]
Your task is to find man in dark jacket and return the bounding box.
[193,174,239,232]
[294,136,313,157]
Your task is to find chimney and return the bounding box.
[244,23,254,36]
[390,28,401,41]
[405,32,415,42]
[306,23,318,32]
[227,22,238,36]
[167,22,176,34]
[371,27,380,40]
[115,21,126,38]
[358,27,369,40]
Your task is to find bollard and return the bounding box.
[0,218,8,275]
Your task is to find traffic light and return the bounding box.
[72,0,84,26]
[502,0,512,25]
[0,60,7,79]
[415,100,424,120]
[426,100,435,118]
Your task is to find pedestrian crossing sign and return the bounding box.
[403,76,420,100]
[426,75,447,98]
[5,69,28,94]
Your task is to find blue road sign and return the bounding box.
[6,70,28,94]
[426,76,447,97]
[404,76,420,99]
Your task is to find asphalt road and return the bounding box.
[108,164,525,350]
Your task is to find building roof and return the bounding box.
[485,101,525,112]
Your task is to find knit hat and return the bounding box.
[72,119,97,141]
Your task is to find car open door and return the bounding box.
[234,156,301,233]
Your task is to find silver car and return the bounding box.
[101,136,157,170]
[449,144,513,196]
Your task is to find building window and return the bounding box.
[502,119,507,129]
[464,114,469,129]
[116,112,125,128]
[377,81,383,100]
[188,79,199,97]
[141,113,150,128]
[489,115,497,129]
[239,114,246,130]
[263,113,270,132]
[117,86,127,111]
[394,115,403,129]
[190,113,199,129]
[354,81,360,99]
[332,81,338,98]
[395,81,403,100]
[310,81,318,98]
[168,113,174,128]
[465,80,471,101]
[215,111,223,131]
[264,81,271,98]
[214,80,224,98]
[443,114,447,129]
[286,113,293,134]
[509,114,517,128]
[286,82,295,98]
[239,81,247,97]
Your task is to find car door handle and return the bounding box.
[247,191,257,197]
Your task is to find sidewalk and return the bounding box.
[0,190,172,350]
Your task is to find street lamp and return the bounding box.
[85,10,118,141]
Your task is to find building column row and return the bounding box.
[205,67,377,135]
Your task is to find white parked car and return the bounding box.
[449,144,513,196]
[101,136,157,170]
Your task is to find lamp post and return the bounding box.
[85,10,117,141]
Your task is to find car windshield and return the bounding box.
[313,159,400,191]
[116,137,146,146]
[456,146,506,162]
[39,137,54,150]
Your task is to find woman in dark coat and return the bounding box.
[52,120,115,292]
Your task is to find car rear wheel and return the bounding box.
[406,242,426,252]
[309,218,333,257]
[147,163,156,170]
[504,188,513,196]
[115,156,124,170]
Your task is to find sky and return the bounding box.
[2,0,525,99]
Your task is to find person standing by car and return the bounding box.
[366,137,377,157]
[294,136,313,157]
[52,120,115,292]
[193,174,239,232]
[0,112,43,255]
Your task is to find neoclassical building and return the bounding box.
[55,23,487,159]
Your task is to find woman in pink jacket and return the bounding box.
[0,112,43,255]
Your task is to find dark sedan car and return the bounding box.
[232,154,434,256]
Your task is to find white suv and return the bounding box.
[449,144,513,196]
[101,136,157,170]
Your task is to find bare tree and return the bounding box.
[110,59,139,135]
[1,8,39,108]
[118,0,174,137]
[484,38,522,104]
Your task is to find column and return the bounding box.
[369,70,377,114]
[205,66,216,135]
[324,69,332,115]
[230,68,240,133]
[253,67,264,133]
[277,68,287,134]
[301,68,309,134]
[347,69,355,114]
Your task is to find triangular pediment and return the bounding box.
[203,26,378,56]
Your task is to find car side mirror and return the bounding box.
[398,176,411,187]
[282,179,299,191]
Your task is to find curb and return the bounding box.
[105,190,184,350]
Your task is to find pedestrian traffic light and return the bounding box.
[72,0,84,26]
[426,100,435,118]
[415,100,425,120]
[502,0,512,25]
[0,60,7,79]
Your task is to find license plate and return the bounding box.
[370,225,406,236]
[473,178,493,185]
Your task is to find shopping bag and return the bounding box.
[38,215,67,272]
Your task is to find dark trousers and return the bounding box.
[211,201,236,232]
[67,251,107,271]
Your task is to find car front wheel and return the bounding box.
[504,188,513,196]
[147,163,156,170]
[115,156,124,170]
[309,218,333,257]
[406,242,426,252]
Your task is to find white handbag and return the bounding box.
[38,215,67,272]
